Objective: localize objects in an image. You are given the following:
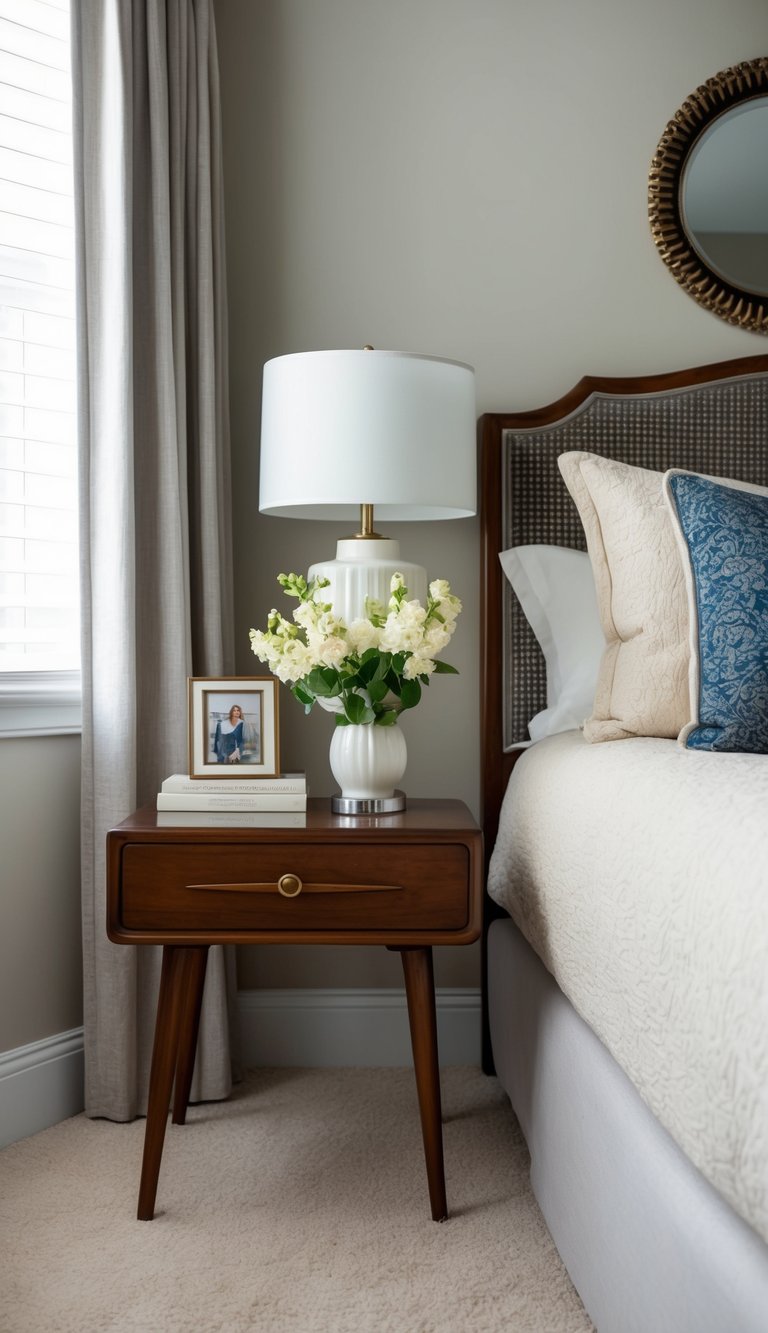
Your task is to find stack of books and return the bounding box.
[155,772,307,827]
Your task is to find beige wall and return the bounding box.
[215,0,765,990]
[0,736,82,1052]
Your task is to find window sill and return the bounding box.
[0,672,82,738]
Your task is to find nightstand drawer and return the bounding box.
[118,841,470,933]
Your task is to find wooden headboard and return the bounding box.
[478,353,768,1068]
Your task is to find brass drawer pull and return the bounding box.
[277,873,302,898]
[187,879,402,895]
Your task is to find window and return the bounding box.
[0,0,80,735]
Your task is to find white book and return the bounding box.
[156,810,307,828]
[156,792,307,812]
[160,771,306,795]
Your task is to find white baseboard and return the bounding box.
[237,987,481,1068]
[0,990,481,1147]
[0,1027,85,1149]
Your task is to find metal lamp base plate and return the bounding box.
[331,790,406,816]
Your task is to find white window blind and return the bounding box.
[0,0,78,681]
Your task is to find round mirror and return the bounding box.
[649,58,768,333]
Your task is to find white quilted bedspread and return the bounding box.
[487,729,768,1245]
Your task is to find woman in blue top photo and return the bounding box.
[214,703,244,763]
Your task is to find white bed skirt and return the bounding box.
[488,918,768,1333]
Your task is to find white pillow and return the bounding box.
[499,544,604,742]
[557,451,690,741]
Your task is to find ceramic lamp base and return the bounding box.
[308,538,427,624]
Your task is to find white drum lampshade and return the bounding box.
[259,349,477,622]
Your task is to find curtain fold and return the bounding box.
[73,0,237,1120]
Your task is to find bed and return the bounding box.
[479,355,768,1333]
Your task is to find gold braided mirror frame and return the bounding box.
[649,57,768,334]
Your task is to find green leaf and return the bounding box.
[399,678,422,710]
[344,693,376,725]
[334,714,350,726]
[358,656,378,683]
[306,666,341,697]
[356,651,388,685]
[367,678,389,703]
[392,652,407,674]
[291,683,314,707]
[431,660,459,674]
[374,709,399,727]
[341,672,365,690]
[385,670,402,696]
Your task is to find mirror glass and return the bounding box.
[682,99,768,297]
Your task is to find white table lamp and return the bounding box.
[259,348,477,622]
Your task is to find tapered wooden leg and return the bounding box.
[399,946,447,1222]
[172,946,209,1125]
[137,945,187,1220]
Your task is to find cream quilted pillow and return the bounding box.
[557,451,689,741]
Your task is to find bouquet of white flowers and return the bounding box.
[249,571,462,727]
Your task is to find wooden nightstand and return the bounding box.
[107,798,482,1222]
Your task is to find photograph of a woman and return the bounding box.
[214,703,244,764]
[206,694,262,765]
[188,677,279,778]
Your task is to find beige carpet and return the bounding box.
[1,1067,592,1333]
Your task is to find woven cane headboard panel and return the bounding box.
[479,356,768,853]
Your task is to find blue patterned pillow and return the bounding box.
[664,471,768,753]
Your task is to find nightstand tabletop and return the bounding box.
[111,796,479,835]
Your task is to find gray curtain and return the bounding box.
[73,0,238,1119]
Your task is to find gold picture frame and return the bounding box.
[187,677,280,778]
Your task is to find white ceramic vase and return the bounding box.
[329,722,407,800]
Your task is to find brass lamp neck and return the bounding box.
[353,503,383,540]
[352,349,384,538]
